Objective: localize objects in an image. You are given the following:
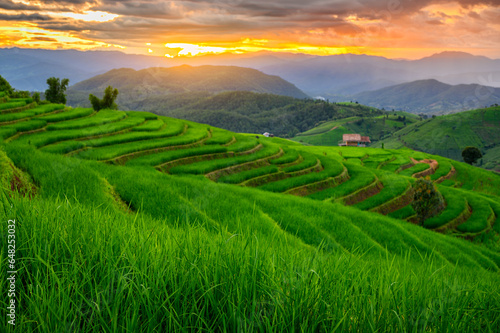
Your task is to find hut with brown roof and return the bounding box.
[338,134,371,147]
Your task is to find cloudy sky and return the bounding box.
[0,0,499,59]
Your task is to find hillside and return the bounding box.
[293,110,421,145]
[125,91,382,137]
[67,65,309,107]
[2,81,500,330]
[373,107,500,172]
[353,79,500,115]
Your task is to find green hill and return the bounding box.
[373,107,500,172]
[353,79,500,115]
[67,65,309,105]
[293,111,420,145]
[68,67,386,137]
[2,79,500,331]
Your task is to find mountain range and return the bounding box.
[2,48,500,97]
[354,79,500,115]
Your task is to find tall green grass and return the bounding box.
[127,145,228,167]
[456,193,492,233]
[169,144,280,175]
[77,126,208,161]
[398,163,430,177]
[269,148,300,165]
[0,101,26,110]
[281,151,318,172]
[0,104,64,122]
[38,107,93,122]
[218,165,279,184]
[131,119,164,131]
[46,109,126,130]
[14,116,145,147]
[307,161,375,201]
[258,156,344,193]
[354,170,409,211]
[2,191,500,331]
[78,119,185,148]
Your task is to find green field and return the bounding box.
[2,82,500,331]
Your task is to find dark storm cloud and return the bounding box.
[0,0,40,11]
[0,13,53,21]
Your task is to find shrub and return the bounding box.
[411,178,445,226]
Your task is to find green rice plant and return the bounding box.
[0,101,26,110]
[2,190,500,332]
[0,127,16,140]
[1,119,46,133]
[204,130,234,145]
[258,156,344,193]
[269,148,300,165]
[41,141,87,155]
[46,109,125,130]
[431,158,452,181]
[126,110,158,120]
[0,104,64,122]
[388,205,416,220]
[354,170,409,210]
[14,116,145,147]
[381,154,412,172]
[281,151,318,172]
[218,165,279,184]
[4,143,115,206]
[398,163,430,177]
[79,120,185,148]
[77,126,208,161]
[307,161,375,200]
[456,194,492,233]
[226,136,259,152]
[30,104,65,115]
[363,155,393,169]
[127,145,228,166]
[38,107,93,122]
[169,144,280,175]
[0,111,32,123]
[424,187,466,229]
[131,119,164,131]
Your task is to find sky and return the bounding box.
[0,0,499,59]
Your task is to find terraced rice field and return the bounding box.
[1,98,498,240]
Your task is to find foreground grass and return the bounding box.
[1,193,500,332]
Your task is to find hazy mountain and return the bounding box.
[373,106,500,171]
[67,65,309,108]
[261,51,500,97]
[2,47,500,111]
[0,47,171,91]
[353,79,500,115]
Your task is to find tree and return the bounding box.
[89,86,119,111]
[462,146,482,165]
[45,77,69,104]
[32,92,41,104]
[411,178,445,226]
[0,75,13,96]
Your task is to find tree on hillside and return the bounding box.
[462,146,482,165]
[45,77,69,104]
[89,86,119,111]
[411,178,445,227]
[0,75,13,96]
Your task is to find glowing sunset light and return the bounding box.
[165,43,227,57]
[0,0,498,59]
[47,11,119,23]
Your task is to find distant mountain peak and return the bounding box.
[426,51,489,60]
